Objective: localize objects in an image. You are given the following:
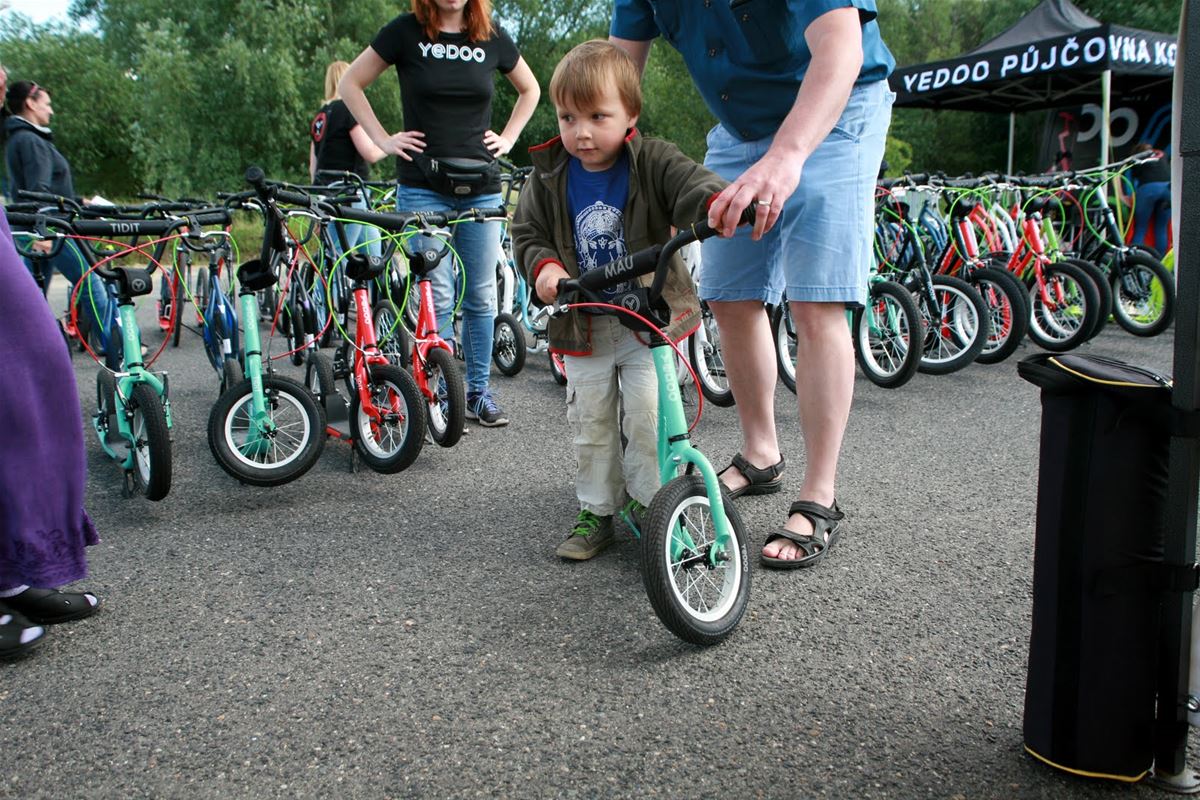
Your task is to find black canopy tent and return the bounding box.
[888,0,1177,172]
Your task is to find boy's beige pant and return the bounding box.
[564,316,659,516]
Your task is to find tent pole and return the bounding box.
[1007,112,1015,174]
[1148,0,1200,790]
[1100,69,1112,197]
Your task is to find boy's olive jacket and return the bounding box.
[511,130,727,355]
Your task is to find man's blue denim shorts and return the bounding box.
[699,80,895,306]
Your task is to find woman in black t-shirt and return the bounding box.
[341,0,540,428]
[310,60,388,258]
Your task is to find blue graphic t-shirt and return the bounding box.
[567,152,630,310]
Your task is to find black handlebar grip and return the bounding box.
[576,247,661,292]
[245,165,266,188]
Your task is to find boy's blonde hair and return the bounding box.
[324,61,350,103]
[549,40,642,118]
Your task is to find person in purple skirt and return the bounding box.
[0,204,101,659]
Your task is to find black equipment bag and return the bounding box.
[1017,353,1179,782]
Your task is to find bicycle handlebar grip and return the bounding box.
[245,165,266,189]
[575,247,662,292]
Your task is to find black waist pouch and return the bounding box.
[413,155,499,197]
[1017,353,1173,782]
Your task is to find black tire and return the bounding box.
[640,475,751,646]
[402,279,422,331]
[373,300,411,368]
[220,357,244,395]
[492,312,527,376]
[770,303,796,395]
[1111,249,1174,337]
[969,266,1030,365]
[288,300,307,366]
[204,311,227,373]
[422,347,465,448]
[171,273,185,347]
[350,363,426,473]
[1026,260,1100,352]
[1061,257,1112,339]
[915,274,988,375]
[75,310,92,354]
[549,351,568,386]
[258,287,278,322]
[126,382,172,501]
[105,319,124,372]
[687,302,735,406]
[304,350,337,404]
[852,279,923,389]
[207,375,326,487]
[194,267,209,326]
[96,369,116,438]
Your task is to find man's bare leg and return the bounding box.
[762,300,853,560]
[708,299,782,495]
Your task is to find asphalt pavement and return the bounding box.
[3,281,1190,799]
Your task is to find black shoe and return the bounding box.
[5,587,100,624]
[0,602,46,659]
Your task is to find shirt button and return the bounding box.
[720,92,730,101]
[708,48,717,57]
[704,0,711,5]
[741,13,750,21]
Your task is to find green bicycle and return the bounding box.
[554,220,752,645]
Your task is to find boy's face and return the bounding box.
[555,83,638,173]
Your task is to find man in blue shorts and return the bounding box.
[611,0,894,569]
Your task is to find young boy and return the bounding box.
[511,40,727,560]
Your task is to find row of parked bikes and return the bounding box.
[3,152,1175,646]
[7,164,762,646]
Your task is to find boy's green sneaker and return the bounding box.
[556,510,614,561]
[619,498,648,538]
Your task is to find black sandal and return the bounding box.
[5,587,100,624]
[0,603,46,659]
[718,453,785,499]
[761,500,844,569]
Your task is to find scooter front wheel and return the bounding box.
[641,475,751,646]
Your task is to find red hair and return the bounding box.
[412,0,496,43]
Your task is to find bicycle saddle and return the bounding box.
[405,238,450,278]
[236,258,278,291]
[345,252,386,282]
[948,196,980,219]
[111,266,156,298]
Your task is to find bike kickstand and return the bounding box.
[121,470,136,499]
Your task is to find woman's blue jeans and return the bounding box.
[22,238,111,332]
[395,184,502,393]
[1132,180,1171,251]
[325,196,382,262]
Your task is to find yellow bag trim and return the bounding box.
[1048,357,1172,390]
[1024,744,1148,783]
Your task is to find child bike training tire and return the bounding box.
[640,476,751,646]
[349,364,426,473]
[207,375,327,487]
[126,382,172,501]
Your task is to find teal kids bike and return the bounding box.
[553,219,753,645]
[9,207,229,499]
[205,182,328,487]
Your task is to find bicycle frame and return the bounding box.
[649,337,735,568]
[231,286,278,457]
[97,300,171,469]
[349,285,396,427]
[408,270,455,402]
